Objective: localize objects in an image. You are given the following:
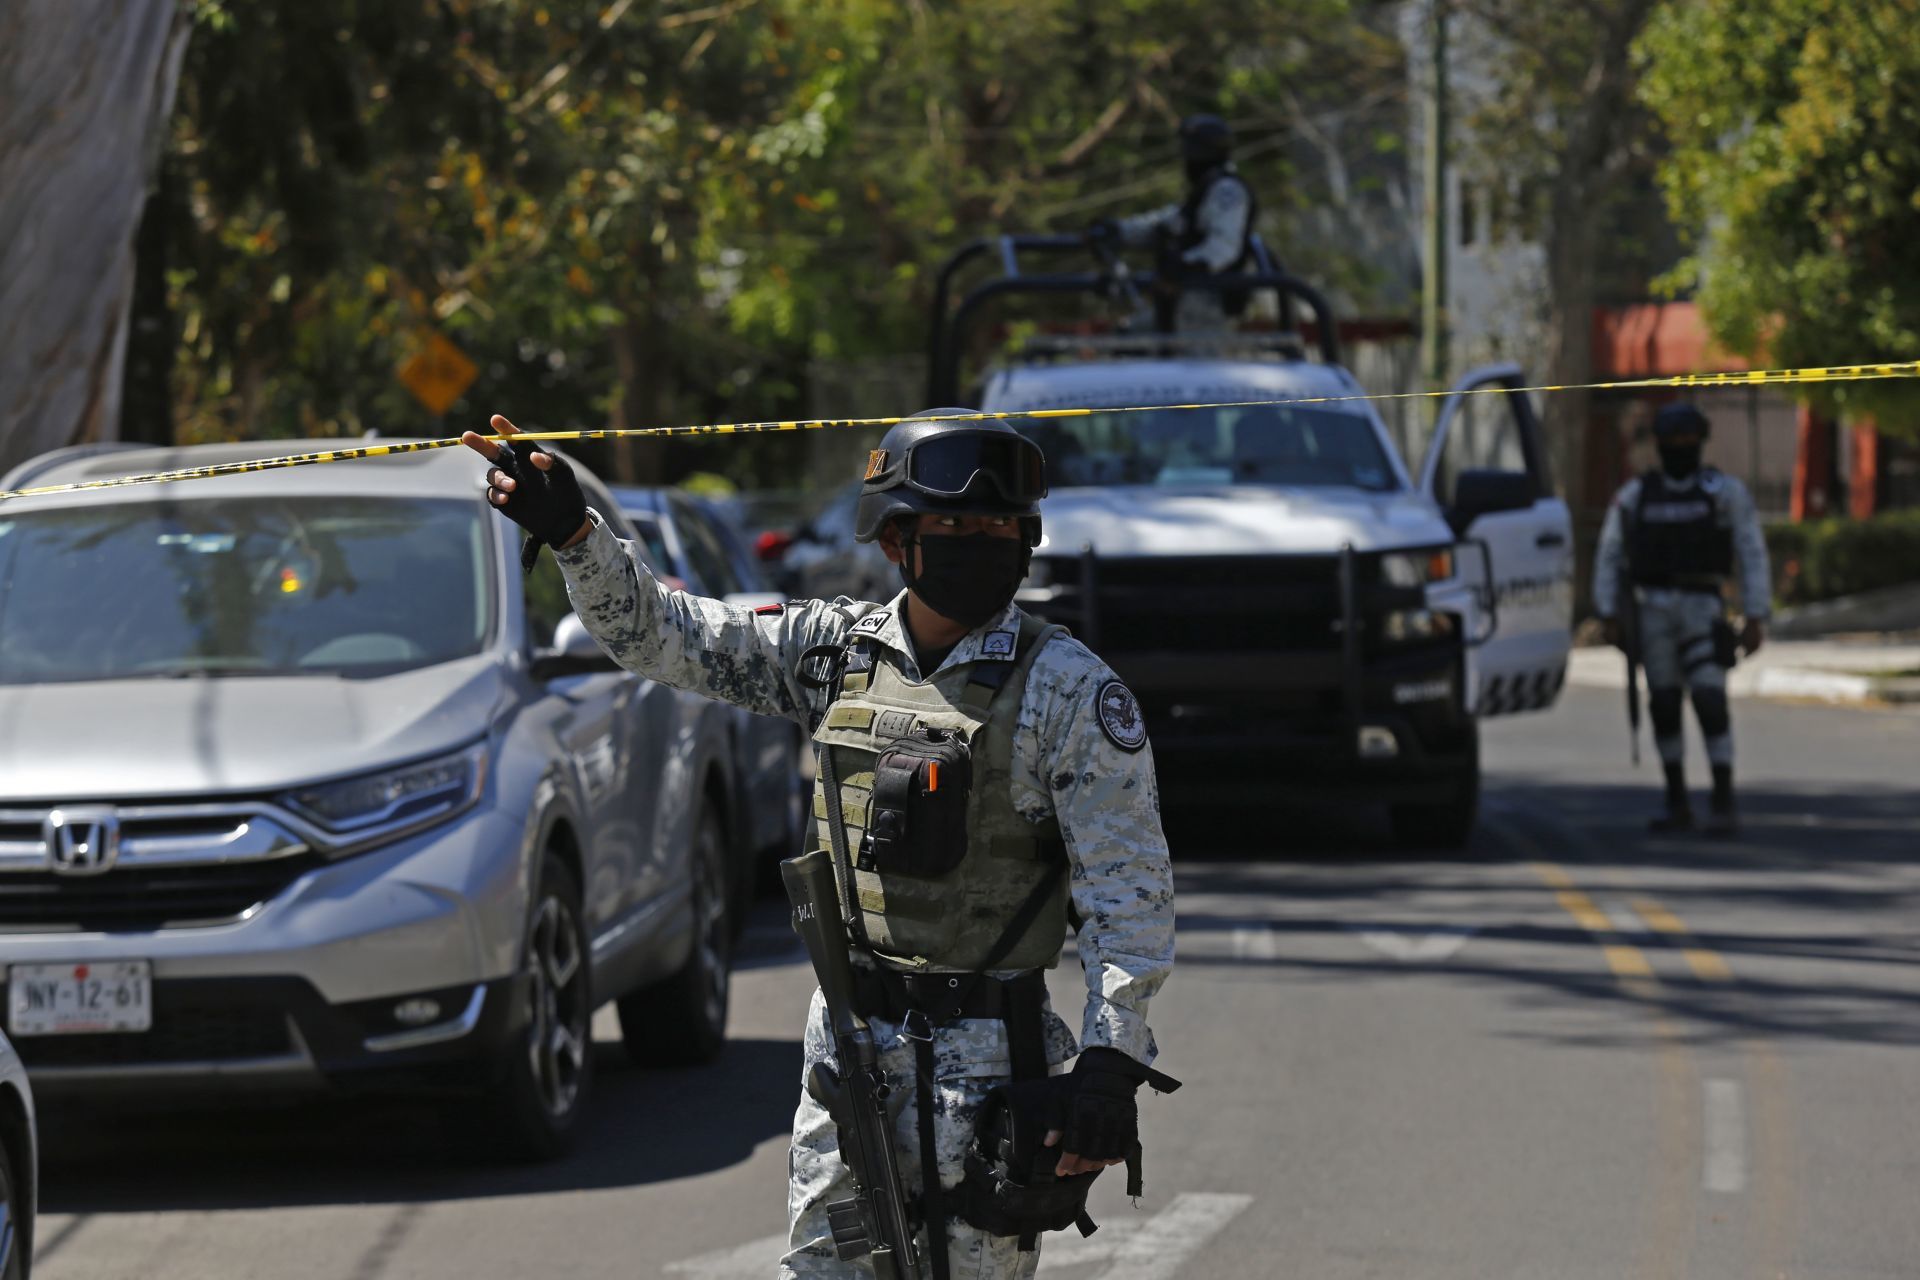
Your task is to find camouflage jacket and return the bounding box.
[553,511,1174,1062]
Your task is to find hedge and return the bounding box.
[1765,508,1920,607]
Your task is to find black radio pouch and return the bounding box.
[960,1076,1104,1249]
[861,727,972,876]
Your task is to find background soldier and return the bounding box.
[463,410,1176,1279]
[1593,402,1771,833]
[1090,112,1256,333]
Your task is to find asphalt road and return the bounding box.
[32,687,1920,1279]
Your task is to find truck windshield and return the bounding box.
[0,497,494,684]
[1019,404,1397,491]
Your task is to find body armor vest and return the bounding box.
[812,614,1068,973]
[1629,469,1734,587]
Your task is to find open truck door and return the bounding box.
[1420,363,1575,717]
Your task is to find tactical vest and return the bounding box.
[812,614,1069,973]
[1629,469,1734,587]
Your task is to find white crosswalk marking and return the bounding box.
[1231,927,1279,960]
[1349,925,1477,961]
[1083,1193,1254,1279]
[662,1193,1253,1278]
[1704,1079,1747,1193]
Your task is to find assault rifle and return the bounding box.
[782,849,919,1279]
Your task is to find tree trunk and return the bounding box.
[0,0,190,476]
[121,156,180,447]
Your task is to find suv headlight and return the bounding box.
[289,741,488,841]
[1379,546,1455,587]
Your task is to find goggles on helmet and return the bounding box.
[895,431,1047,505]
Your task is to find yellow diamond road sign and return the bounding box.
[398,331,478,417]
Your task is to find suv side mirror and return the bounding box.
[1447,468,1536,536]
[530,613,620,681]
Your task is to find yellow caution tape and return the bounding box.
[2,359,1916,504]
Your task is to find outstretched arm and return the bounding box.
[463,415,844,724]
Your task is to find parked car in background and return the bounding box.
[771,480,897,606]
[609,487,809,895]
[0,1031,34,1279]
[0,441,749,1159]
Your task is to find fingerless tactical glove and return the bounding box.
[1053,1047,1146,1161]
[486,441,587,571]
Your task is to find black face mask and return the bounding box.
[1659,443,1702,480]
[901,532,1029,630]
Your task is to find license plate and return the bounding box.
[8,961,152,1036]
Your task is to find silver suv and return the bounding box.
[0,440,745,1157]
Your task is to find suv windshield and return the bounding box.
[0,496,493,683]
[1020,403,1397,491]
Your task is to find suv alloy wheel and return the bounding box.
[479,850,594,1160]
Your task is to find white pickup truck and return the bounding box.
[931,236,1575,846]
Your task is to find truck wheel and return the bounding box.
[619,798,732,1067]
[1390,727,1480,851]
[474,849,594,1162]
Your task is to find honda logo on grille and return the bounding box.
[44,809,120,876]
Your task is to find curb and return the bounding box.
[1564,648,1920,707]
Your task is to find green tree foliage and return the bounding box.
[1640,0,1920,428]
[149,0,1392,484]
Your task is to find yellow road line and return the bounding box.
[1632,897,1736,983]
[1530,860,1576,889]
[1508,840,1659,984]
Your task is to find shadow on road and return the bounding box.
[38,1032,801,1214]
[1169,776,1920,1052]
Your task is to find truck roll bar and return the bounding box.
[927,231,1343,405]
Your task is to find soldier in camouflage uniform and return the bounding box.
[464,409,1175,1279]
[1594,402,1770,834]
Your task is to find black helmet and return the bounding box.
[1179,113,1233,170]
[853,409,1047,544]
[1651,401,1711,442]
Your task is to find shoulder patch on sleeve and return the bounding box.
[851,610,889,635]
[1095,679,1147,752]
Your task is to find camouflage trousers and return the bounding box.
[1636,588,1732,766]
[778,985,1079,1280]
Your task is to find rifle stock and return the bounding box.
[782,850,918,1279]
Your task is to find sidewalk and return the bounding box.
[1565,636,1920,707]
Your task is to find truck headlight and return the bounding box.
[290,741,488,840]
[1383,608,1454,643]
[1379,546,1455,587]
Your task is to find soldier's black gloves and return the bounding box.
[485,441,587,572]
[1054,1047,1148,1161]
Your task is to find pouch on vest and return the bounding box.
[863,727,972,876]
